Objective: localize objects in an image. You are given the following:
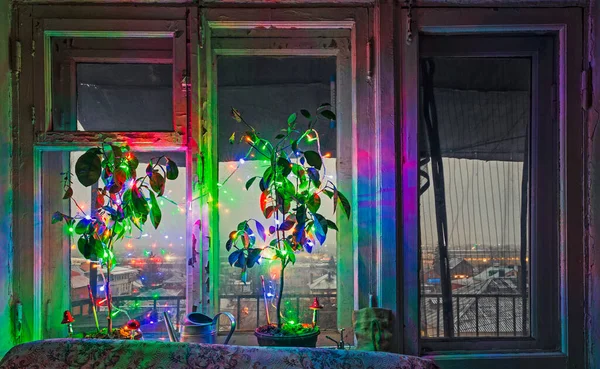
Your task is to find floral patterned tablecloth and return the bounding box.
[0,339,440,369]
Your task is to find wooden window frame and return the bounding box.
[13,5,194,341]
[199,7,370,339]
[396,7,584,368]
[33,18,187,147]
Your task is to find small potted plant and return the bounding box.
[225,105,350,347]
[53,144,178,339]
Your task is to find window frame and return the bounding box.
[18,5,194,340]
[397,7,584,366]
[33,18,187,146]
[200,7,370,338]
[417,34,556,350]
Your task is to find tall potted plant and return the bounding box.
[53,144,178,338]
[225,105,350,347]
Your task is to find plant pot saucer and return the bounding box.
[254,325,320,347]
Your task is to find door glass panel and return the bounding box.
[216,56,338,331]
[418,57,531,338]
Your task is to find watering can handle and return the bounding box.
[213,312,236,345]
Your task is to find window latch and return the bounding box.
[181,72,191,93]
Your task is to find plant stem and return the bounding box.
[277,260,286,328]
[106,260,112,334]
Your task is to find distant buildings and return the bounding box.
[421,257,527,337]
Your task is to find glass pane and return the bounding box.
[53,63,173,131]
[418,57,531,338]
[217,56,339,331]
[43,150,186,340]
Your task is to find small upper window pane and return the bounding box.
[75,64,173,131]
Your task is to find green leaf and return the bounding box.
[149,191,162,229]
[304,151,323,170]
[166,158,179,180]
[306,193,321,214]
[279,219,295,231]
[234,250,246,268]
[326,219,339,231]
[52,211,64,224]
[228,249,243,267]
[318,103,332,109]
[319,110,336,120]
[247,248,262,268]
[122,189,132,205]
[237,221,248,232]
[108,183,122,194]
[75,218,92,235]
[277,157,292,177]
[322,189,334,199]
[284,240,296,264]
[77,236,103,260]
[245,176,259,191]
[150,171,166,196]
[146,162,153,177]
[78,237,91,259]
[337,191,351,220]
[63,187,73,199]
[311,213,327,244]
[127,153,139,171]
[254,220,266,241]
[275,133,286,139]
[300,109,311,119]
[114,167,127,186]
[287,113,297,126]
[231,108,242,123]
[307,167,321,188]
[132,189,149,217]
[75,151,102,187]
[110,145,123,158]
[229,132,236,144]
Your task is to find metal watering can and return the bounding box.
[164,311,236,344]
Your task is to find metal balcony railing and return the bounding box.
[421,293,528,338]
[70,293,337,332]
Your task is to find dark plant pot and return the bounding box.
[83,328,143,340]
[254,327,320,347]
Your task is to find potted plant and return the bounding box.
[224,105,351,347]
[53,144,179,339]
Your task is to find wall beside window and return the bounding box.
[0,0,13,358]
[587,2,600,369]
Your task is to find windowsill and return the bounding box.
[218,330,353,348]
[425,351,567,369]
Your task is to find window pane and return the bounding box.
[76,64,172,131]
[52,62,173,131]
[418,57,531,338]
[43,151,186,340]
[216,56,338,331]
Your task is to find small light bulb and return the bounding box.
[239,158,245,164]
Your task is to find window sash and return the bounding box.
[202,18,358,333]
[398,8,583,360]
[33,18,187,145]
[24,7,192,340]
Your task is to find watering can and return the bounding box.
[164,311,236,344]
